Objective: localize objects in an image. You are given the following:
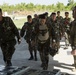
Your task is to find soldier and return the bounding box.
[32,14,55,70]
[43,12,50,24]
[70,6,76,72]
[32,14,39,24]
[50,12,63,53]
[20,15,37,61]
[56,11,63,23]
[0,8,21,67]
[62,12,71,49]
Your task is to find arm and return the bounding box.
[20,23,27,37]
[9,17,21,42]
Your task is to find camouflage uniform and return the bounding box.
[33,21,55,70]
[70,20,76,69]
[50,19,62,52]
[20,21,37,60]
[56,16,63,23]
[0,17,20,66]
[33,18,39,24]
[62,18,71,48]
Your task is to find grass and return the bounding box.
[13,18,26,29]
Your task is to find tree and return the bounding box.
[67,0,74,6]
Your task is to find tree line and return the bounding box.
[0,0,76,13]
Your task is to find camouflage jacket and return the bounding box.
[70,20,76,49]
[62,18,71,32]
[20,21,36,40]
[50,19,63,36]
[0,16,20,42]
[32,18,39,25]
[56,16,63,23]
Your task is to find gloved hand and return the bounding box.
[18,38,21,44]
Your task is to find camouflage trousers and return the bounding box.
[1,39,16,63]
[64,32,70,46]
[27,40,37,59]
[38,39,50,69]
[52,37,60,53]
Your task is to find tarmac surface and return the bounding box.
[0,38,76,75]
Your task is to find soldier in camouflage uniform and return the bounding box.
[56,11,63,23]
[50,12,63,53]
[70,6,76,72]
[62,12,71,49]
[32,14,39,24]
[0,8,21,67]
[20,15,37,61]
[33,14,55,70]
[43,12,50,24]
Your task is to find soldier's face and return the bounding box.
[57,13,60,16]
[40,19,46,25]
[34,15,37,18]
[73,10,76,19]
[52,15,56,21]
[28,18,32,23]
[65,14,69,18]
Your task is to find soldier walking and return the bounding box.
[50,13,63,53]
[32,14,55,70]
[0,8,21,67]
[62,12,71,49]
[20,15,37,61]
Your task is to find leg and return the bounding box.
[6,40,16,67]
[33,47,37,61]
[38,43,44,67]
[28,41,33,60]
[1,43,7,63]
[43,46,49,70]
[64,32,69,49]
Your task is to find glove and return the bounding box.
[18,38,21,44]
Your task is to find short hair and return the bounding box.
[65,12,69,14]
[34,14,37,16]
[39,14,46,19]
[44,12,48,15]
[57,11,60,13]
[27,15,32,19]
[51,12,56,15]
[0,8,2,13]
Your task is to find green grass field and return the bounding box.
[13,18,26,29]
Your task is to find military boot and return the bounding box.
[34,54,37,61]
[28,52,34,60]
[43,65,48,70]
[42,63,48,70]
[28,56,34,60]
[5,60,12,67]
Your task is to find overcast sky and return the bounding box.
[0,0,74,5]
